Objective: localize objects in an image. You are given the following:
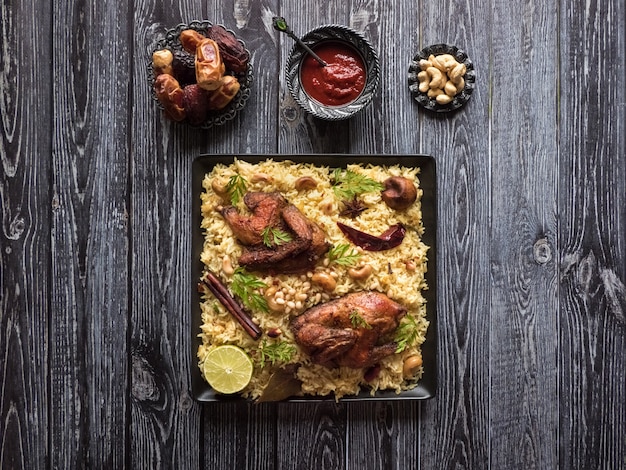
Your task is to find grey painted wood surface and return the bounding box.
[1,0,625,468]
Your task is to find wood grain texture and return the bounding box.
[417,0,492,468]
[489,0,561,468]
[277,402,347,470]
[49,0,132,466]
[0,0,52,468]
[2,0,626,468]
[558,0,626,467]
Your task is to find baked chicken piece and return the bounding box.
[219,192,287,246]
[290,291,406,368]
[219,192,329,273]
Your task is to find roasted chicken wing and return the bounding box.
[219,192,287,246]
[290,291,406,368]
[219,192,329,273]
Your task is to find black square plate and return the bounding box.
[191,154,437,402]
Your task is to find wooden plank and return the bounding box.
[416,0,493,467]
[488,0,560,466]
[201,403,276,469]
[0,0,52,468]
[278,402,348,470]
[200,1,283,468]
[558,0,626,467]
[48,0,132,466]
[347,402,419,470]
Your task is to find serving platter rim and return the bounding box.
[190,153,438,403]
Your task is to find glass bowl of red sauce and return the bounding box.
[286,25,380,120]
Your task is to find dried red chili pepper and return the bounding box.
[336,222,406,251]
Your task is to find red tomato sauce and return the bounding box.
[300,42,366,106]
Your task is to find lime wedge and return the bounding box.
[203,345,253,394]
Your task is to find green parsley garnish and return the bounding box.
[349,310,372,329]
[258,340,296,367]
[261,227,293,247]
[225,174,247,205]
[230,267,268,313]
[331,168,384,201]
[394,315,419,353]
[327,243,361,267]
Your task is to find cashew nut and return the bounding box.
[211,179,229,198]
[426,67,446,89]
[348,264,373,280]
[251,173,272,183]
[436,94,453,105]
[311,272,337,292]
[417,71,430,93]
[319,198,335,215]
[403,354,423,378]
[295,176,318,191]
[444,80,458,97]
[427,87,444,98]
[221,255,234,276]
[453,76,465,92]
[431,54,450,71]
[449,62,467,80]
[444,54,459,69]
[416,53,467,103]
[418,80,430,93]
[419,59,432,71]
[264,286,284,312]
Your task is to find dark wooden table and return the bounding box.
[2,0,625,468]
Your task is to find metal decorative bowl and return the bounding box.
[147,20,253,128]
[286,25,380,121]
[408,43,475,113]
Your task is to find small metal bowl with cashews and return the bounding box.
[408,43,476,113]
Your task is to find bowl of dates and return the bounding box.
[148,20,253,128]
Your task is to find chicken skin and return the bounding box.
[219,192,329,273]
[219,192,287,246]
[290,292,406,368]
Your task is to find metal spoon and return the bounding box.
[272,16,328,67]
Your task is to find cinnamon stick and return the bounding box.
[200,271,262,340]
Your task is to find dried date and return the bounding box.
[154,74,186,121]
[183,84,210,125]
[207,75,240,110]
[171,50,196,87]
[179,29,206,54]
[195,39,225,91]
[206,25,250,73]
